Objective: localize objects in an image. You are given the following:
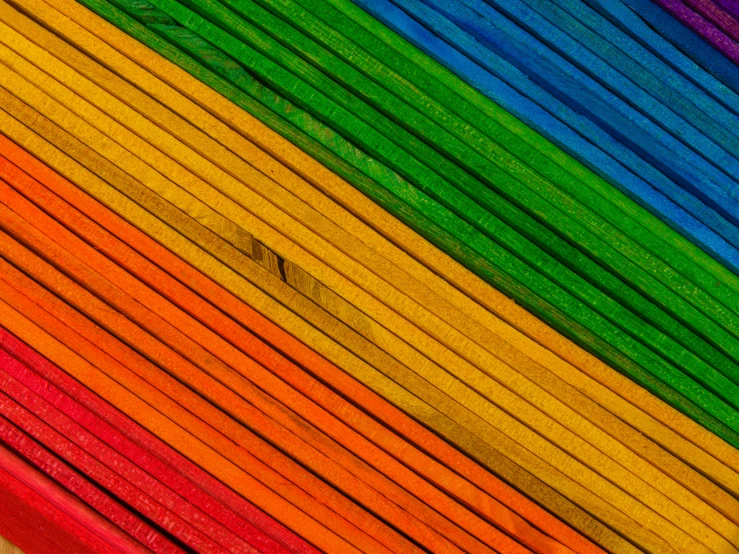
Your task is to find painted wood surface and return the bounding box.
[69,0,731,452]
[0,0,737,551]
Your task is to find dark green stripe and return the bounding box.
[135,0,739,398]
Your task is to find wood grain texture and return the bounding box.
[0,158,524,552]
[683,0,739,41]
[60,0,739,448]
[45,0,737,483]
[1,29,733,550]
[0,237,410,553]
[713,0,739,22]
[0,321,312,554]
[349,0,739,275]
[0,69,686,551]
[4,0,739,544]
[0,348,245,554]
[0,537,22,554]
[0,378,192,554]
[411,0,739,220]
[0,151,489,553]
[0,442,146,554]
[313,0,739,275]
[652,0,739,65]
[0,0,737,551]
[20,0,736,484]
[0,283,364,554]
[0,136,572,554]
[0,90,636,551]
[240,0,739,317]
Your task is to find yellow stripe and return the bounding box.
[0,88,647,553]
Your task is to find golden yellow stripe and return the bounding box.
[32,0,739,490]
[0,536,22,554]
[0,90,648,553]
[1,13,736,552]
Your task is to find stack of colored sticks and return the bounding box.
[0,0,737,551]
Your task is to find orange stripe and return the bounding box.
[0,244,388,554]
[0,165,502,553]
[0,131,589,552]
[0,153,529,551]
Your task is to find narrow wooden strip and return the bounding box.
[0,386,195,554]
[282,2,739,492]
[623,0,739,92]
[713,0,739,22]
[141,0,739,515]
[166,0,739,347]
[0,350,269,554]
[682,0,739,41]
[70,0,739,451]
[346,0,739,273]
[539,0,739,119]
[0,40,724,552]
[0,102,469,551]
[0,9,731,543]
[407,0,739,221]
[153,0,739,372]
[652,0,739,66]
[0,441,143,554]
[0,399,187,554]
[586,0,739,99]
[0,144,372,548]
[475,0,739,167]
[304,0,739,273]
[377,0,739,376]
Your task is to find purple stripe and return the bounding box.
[652,0,739,65]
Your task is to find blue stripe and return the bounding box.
[350,0,739,274]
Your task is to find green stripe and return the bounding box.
[247,0,739,380]
[140,0,739,398]
[271,0,739,306]
[155,0,739,382]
